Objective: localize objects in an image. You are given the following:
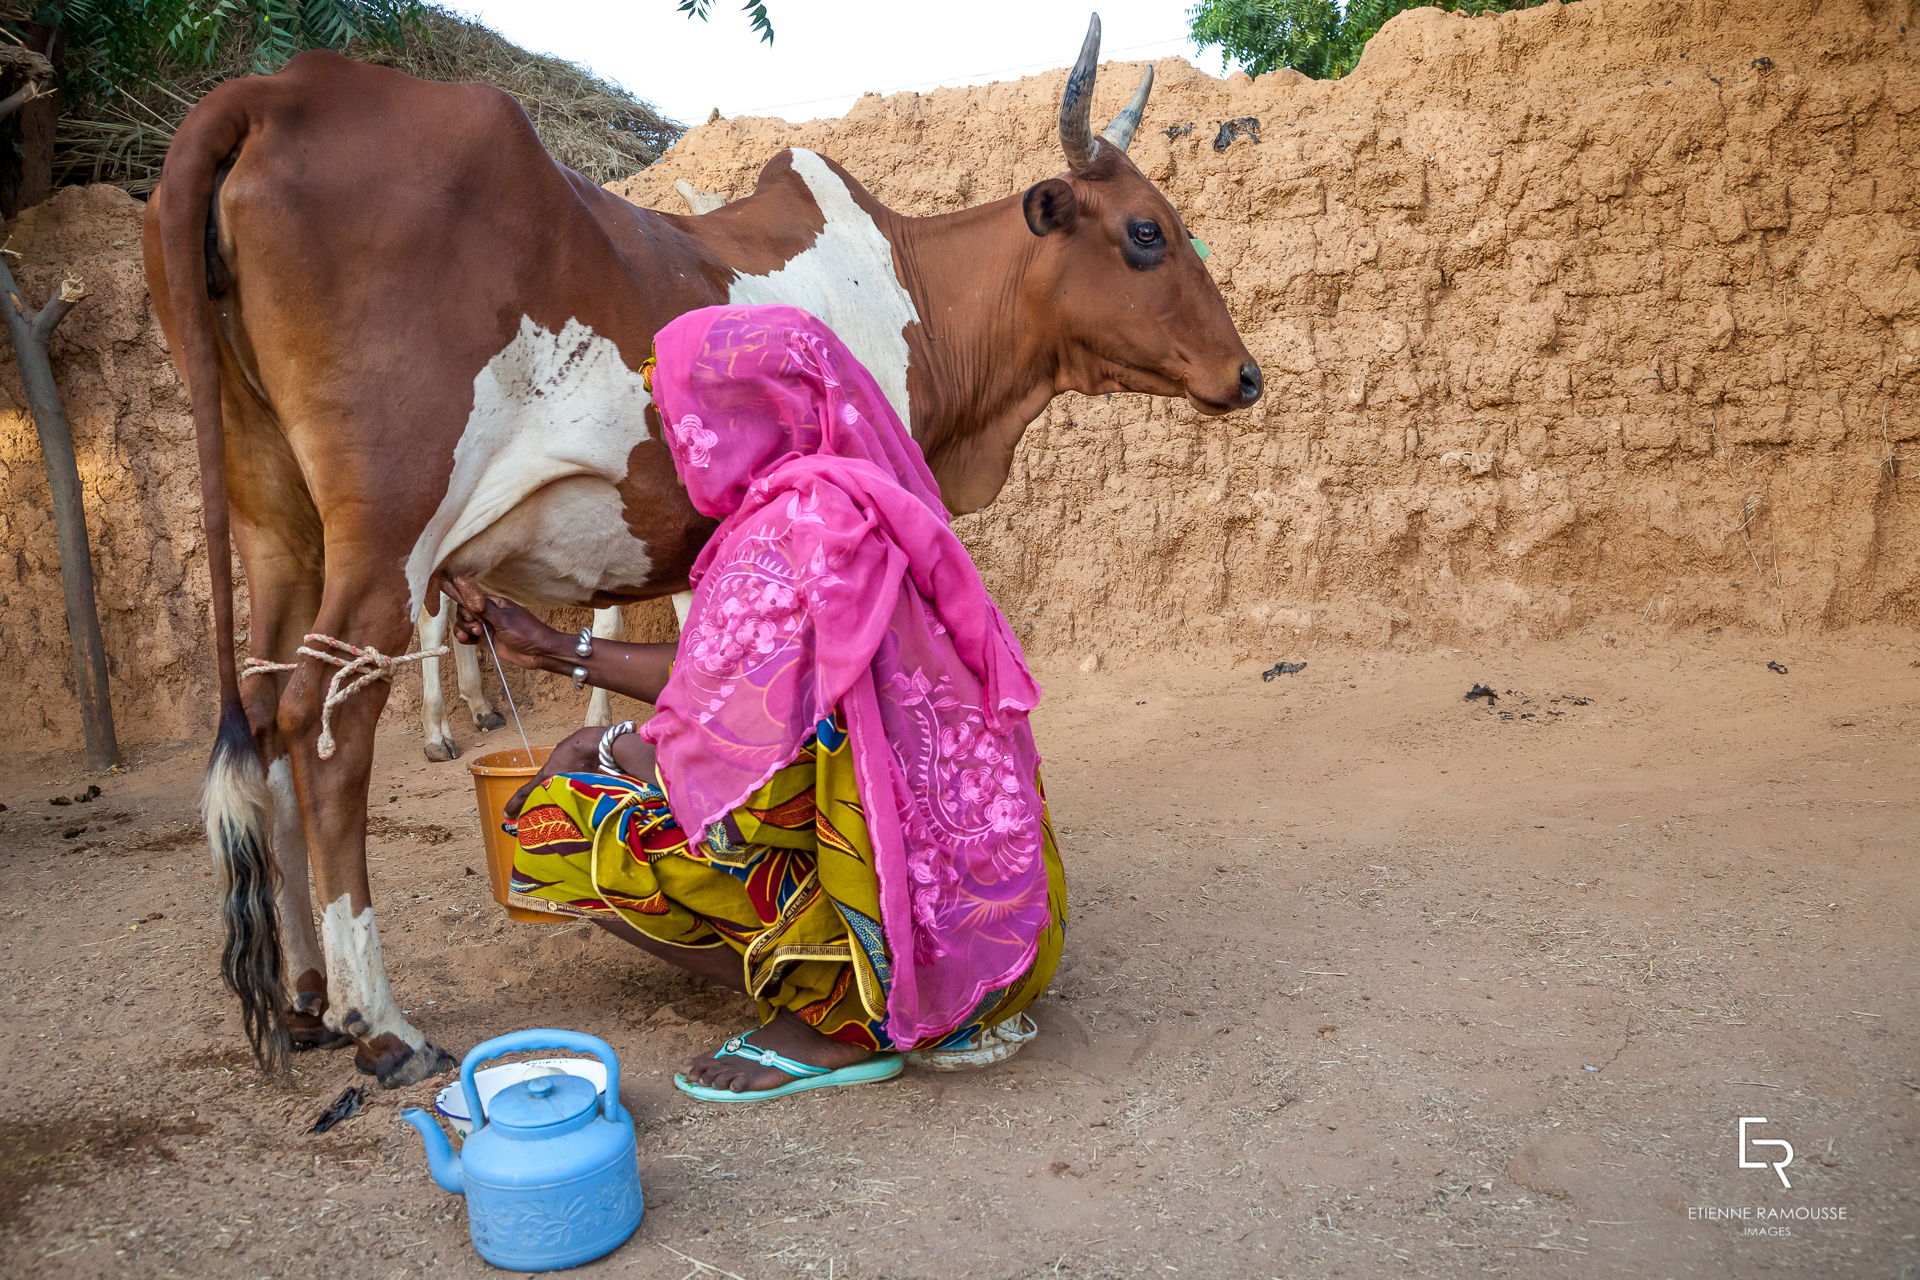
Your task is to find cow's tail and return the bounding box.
[155,95,289,1073]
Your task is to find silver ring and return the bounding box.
[570,664,589,689]
[574,626,594,659]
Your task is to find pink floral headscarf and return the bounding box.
[643,305,1051,1049]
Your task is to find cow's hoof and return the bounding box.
[474,711,507,732]
[288,992,352,1051]
[289,1011,352,1052]
[423,738,459,763]
[355,1034,457,1088]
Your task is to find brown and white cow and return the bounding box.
[409,183,725,765]
[145,16,1261,1085]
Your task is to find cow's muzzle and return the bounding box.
[1236,363,1264,408]
[1182,360,1265,415]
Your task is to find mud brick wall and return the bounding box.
[3,0,1914,750]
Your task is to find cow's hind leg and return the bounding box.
[282,573,453,1087]
[266,750,349,1050]
[233,517,345,1052]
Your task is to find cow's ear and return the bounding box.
[1022,179,1078,236]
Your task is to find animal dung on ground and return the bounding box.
[309,1085,365,1134]
[1473,688,1592,723]
[1767,661,1789,674]
[1262,661,1308,681]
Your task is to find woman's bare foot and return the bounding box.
[681,1011,874,1093]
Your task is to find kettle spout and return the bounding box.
[400,1108,464,1195]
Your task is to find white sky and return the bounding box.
[445,1,1217,128]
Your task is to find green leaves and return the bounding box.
[1187,0,1562,81]
[21,0,781,113]
[14,0,428,104]
[676,0,776,46]
[1188,0,1344,80]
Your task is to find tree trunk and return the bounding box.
[1,25,60,219]
[0,253,119,769]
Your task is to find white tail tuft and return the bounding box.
[202,706,288,1071]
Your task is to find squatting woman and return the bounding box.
[455,305,1064,1101]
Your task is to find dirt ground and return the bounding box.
[2,631,1915,1278]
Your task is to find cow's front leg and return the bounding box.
[282,590,454,1087]
[416,604,461,762]
[450,605,506,732]
[583,605,626,727]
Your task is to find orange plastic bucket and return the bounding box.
[468,745,565,923]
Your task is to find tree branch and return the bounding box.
[0,82,33,125]
[28,275,83,343]
[0,43,54,125]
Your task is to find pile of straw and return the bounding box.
[53,7,682,196]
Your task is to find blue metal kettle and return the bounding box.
[401,1030,643,1271]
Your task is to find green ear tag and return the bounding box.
[1191,236,1211,260]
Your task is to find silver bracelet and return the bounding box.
[597,720,636,774]
[571,627,594,689]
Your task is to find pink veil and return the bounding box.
[643,305,1051,1047]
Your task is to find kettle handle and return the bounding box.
[460,1029,628,1131]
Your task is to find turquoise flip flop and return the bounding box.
[674,1030,902,1103]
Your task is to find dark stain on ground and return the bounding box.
[366,815,457,845]
[1467,686,1593,722]
[0,1115,211,1232]
[127,825,204,855]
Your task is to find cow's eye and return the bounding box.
[1129,220,1163,247]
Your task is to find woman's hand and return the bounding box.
[453,592,564,673]
[503,727,604,819]
[441,572,677,704]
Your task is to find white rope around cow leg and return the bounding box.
[239,657,299,680]
[295,633,449,760]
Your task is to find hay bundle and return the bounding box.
[53,6,682,196]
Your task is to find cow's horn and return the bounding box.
[1059,14,1101,171]
[1101,64,1154,153]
